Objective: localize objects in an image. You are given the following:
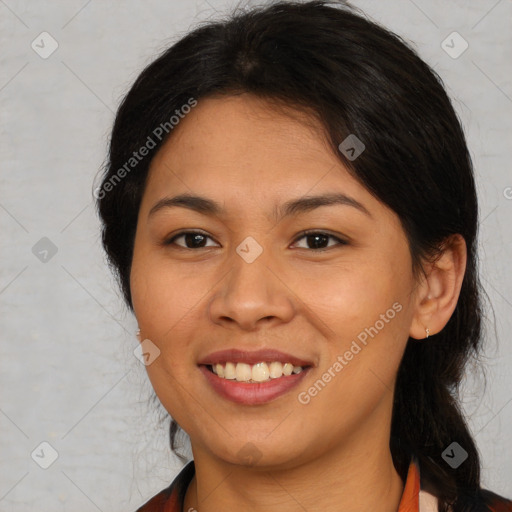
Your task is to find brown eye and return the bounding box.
[292,231,348,251]
[166,231,219,249]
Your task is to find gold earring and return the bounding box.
[136,329,141,341]
[425,327,430,339]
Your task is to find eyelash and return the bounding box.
[164,229,348,252]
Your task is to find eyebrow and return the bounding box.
[148,192,371,221]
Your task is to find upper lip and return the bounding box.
[198,348,313,367]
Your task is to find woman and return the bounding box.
[96,1,512,510]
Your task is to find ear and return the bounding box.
[409,234,467,340]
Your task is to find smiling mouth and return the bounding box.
[204,361,307,383]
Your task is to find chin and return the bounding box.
[203,433,309,470]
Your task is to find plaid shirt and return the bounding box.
[136,458,512,512]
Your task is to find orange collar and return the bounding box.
[398,460,421,512]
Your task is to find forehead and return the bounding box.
[145,94,368,203]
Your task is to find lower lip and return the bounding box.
[199,365,310,405]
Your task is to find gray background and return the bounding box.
[1,0,511,510]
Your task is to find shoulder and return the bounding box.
[416,458,512,512]
[482,490,512,512]
[135,486,174,512]
[419,488,512,512]
[449,489,512,512]
[135,461,196,512]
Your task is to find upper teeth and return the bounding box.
[211,362,304,382]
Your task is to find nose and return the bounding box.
[208,247,295,331]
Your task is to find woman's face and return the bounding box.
[130,94,420,468]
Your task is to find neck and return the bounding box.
[184,400,405,512]
[185,450,403,512]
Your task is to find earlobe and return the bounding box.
[409,234,467,340]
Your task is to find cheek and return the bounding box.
[293,254,410,334]
[294,248,414,389]
[294,272,412,439]
[130,256,202,424]
[130,253,205,341]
